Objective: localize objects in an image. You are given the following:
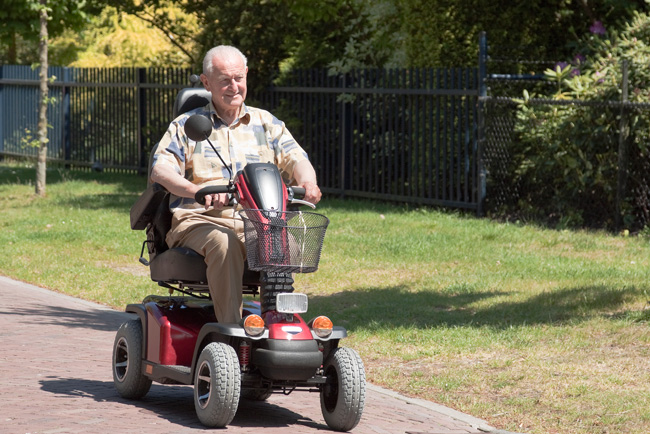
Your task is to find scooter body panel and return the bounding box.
[144,298,214,366]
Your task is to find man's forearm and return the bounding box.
[293,159,318,185]
[151,164,198,198]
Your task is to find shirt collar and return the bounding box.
[208,101,251,128]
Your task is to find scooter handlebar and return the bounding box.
[195,185,235,205]
[290,186,306,197]
[288,186,316,209]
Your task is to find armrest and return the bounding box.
[130,183,169,230]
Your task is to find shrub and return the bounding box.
[512,11,650,230]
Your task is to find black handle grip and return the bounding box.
[195,185,233,205]
[291,187,306,198]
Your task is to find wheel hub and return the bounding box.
[196,360,213,409]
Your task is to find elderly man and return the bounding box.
[151,45,321,323]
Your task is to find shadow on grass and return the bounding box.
[57,192,142,212]
[0,164,146,194]
[0,164,148,212]
[308,284,648,331]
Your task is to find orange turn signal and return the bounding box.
[312,316,333,338]
[243,314,265,336]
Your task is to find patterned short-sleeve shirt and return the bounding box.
[152,101,309,213]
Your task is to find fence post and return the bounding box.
[476,31,488,216]
[615,59,630,230]
[0,65,3,159]
[137,68,147,174]
[62,67,71,167]
[339,72,352,195]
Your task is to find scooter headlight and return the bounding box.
[243,314,265,336]
[311,315,333,338]
[277,293,308,314]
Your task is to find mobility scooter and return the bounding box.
[112,87,366,431]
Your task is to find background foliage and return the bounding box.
[3,0,647,74]
[512,10,650,229]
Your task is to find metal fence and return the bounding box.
[0,65,192,171]
[258,68,482,210]
[0,63,484,212]
[3,48,648,228]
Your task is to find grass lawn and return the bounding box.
[1,161,650,434]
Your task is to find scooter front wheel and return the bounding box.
[320,347,366,431]
[112,319,152,399]
[194,342,241,427]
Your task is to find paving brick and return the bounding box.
[0,276,494,434]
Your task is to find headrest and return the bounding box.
[172,88,212,118]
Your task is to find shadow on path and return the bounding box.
[39,376,327,430]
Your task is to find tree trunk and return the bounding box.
[8,32,17,64]
[35,0,49,197]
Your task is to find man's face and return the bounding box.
[201,54,248,116]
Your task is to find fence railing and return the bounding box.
[0,64,485,212]
[259,68,482,210]
[0,65,192,171]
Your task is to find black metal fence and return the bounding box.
[259,68,481,210]
[0,63,484,212]
[0,65,191,171]
[2,45,648,228]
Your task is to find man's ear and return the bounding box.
[200,74,210,90]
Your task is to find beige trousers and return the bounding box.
[166,208,246,323]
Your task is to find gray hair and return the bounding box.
[202,46,248,76]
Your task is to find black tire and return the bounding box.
[320,347,366,431]
[194,342,241,427]
[112,319,152,399]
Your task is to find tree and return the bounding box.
[395,0,646,69]
[61,5,198,68]
[0,0,101,64]
[36,0,48,196]
[173,0,399,91]
[0,0,104,195]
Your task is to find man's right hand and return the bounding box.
[201,193,231,210]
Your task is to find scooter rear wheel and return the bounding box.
[320,347,366,431]
[112,319,152,399]
[194,342,241,427]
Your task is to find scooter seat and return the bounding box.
[149,246,261,288]
[150,247,208,284]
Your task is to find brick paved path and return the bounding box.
[0,276,497,434]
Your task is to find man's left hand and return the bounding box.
[300,181,322,205]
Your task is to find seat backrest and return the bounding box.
[172,88,212,119]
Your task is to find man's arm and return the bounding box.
[293,159,322,205]
[151,164,230,209]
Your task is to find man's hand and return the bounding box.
[293,160,321,205]
[300,181,322,205]
[201,193,231,210]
